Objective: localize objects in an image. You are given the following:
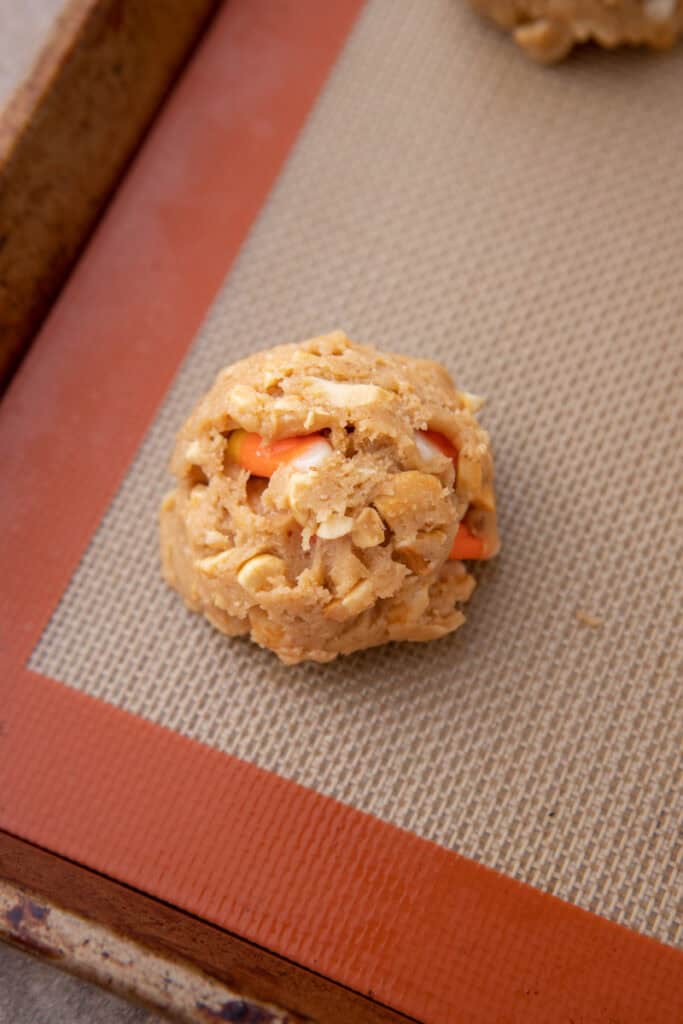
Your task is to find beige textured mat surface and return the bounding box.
[32,0,682,945]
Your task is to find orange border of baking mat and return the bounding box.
[1,2,682,1021]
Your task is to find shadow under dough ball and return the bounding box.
[160,332,500,664]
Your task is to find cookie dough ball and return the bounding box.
[469,0,683,62]
[160,332,499,664]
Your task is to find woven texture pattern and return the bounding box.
[32,0,682,945]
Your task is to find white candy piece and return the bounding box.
[414,431,445,462]
[289,437,334,471]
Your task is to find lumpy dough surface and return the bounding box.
[160,332,499,664]
[469,0,683,62]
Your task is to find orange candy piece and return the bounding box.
[449,521,488,560]
[226,430,329,478]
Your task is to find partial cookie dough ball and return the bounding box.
[160,332,499,664]
[469,0,683,62]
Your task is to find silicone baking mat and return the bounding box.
[3,1,682,1021]
[31,0,683,945]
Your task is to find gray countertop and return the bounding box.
[0,942,165,1024]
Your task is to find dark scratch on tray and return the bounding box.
[197,998,279,1023]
